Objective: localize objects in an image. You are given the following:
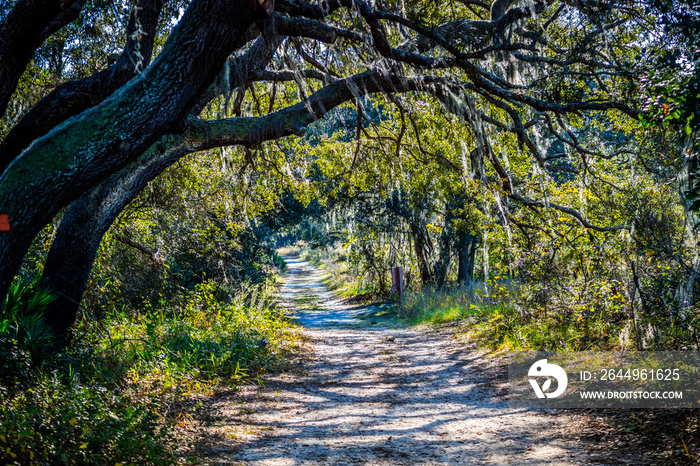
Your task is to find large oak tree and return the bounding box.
[0,0,651,335]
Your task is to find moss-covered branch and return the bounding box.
[0,0,271,298]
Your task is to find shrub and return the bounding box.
[0,278,299,464]
[0,376,174,465]
[400,285,624,351]
[82,280,296,392]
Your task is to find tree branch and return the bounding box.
[509,192,629,232]
[0,0,164,170]
[0,0,88,118]
[0,0,272,298]
[113,233,163,265]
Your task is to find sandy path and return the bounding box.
[197,257,609,465]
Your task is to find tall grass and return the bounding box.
[399,287,482,324]
[299,247,329,267]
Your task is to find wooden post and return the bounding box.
[391,266,404,309]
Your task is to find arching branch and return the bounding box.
[0,0,272,300]
[0,0,165,170]
[39,69,438,334]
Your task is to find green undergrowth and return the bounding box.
[85,280,298,391]
[297,247,379,301]
[0,278,300,465]
[322,273,378,300]
[298,247,326,267]
[271,250,288,274]
[398,286,627,352]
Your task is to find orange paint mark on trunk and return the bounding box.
[0,214,10,231]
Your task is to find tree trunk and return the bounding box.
[457,231,478,287]
[435,203,454,289]
[409,212,434,286]
[0,0,270,300]
[435,235,450,289]
[0,0,164,169]
[39,142,195,335]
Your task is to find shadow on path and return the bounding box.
[199,256,621,465]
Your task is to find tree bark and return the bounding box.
[0,0,271,301]
[0,0,164,170]
[435,204,453,289]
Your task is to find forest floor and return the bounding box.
[190,257,650,465]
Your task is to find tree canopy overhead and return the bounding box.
[0,0,676,333]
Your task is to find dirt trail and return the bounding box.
[198,257,610,465]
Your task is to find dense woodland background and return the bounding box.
[1,0,700,463]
